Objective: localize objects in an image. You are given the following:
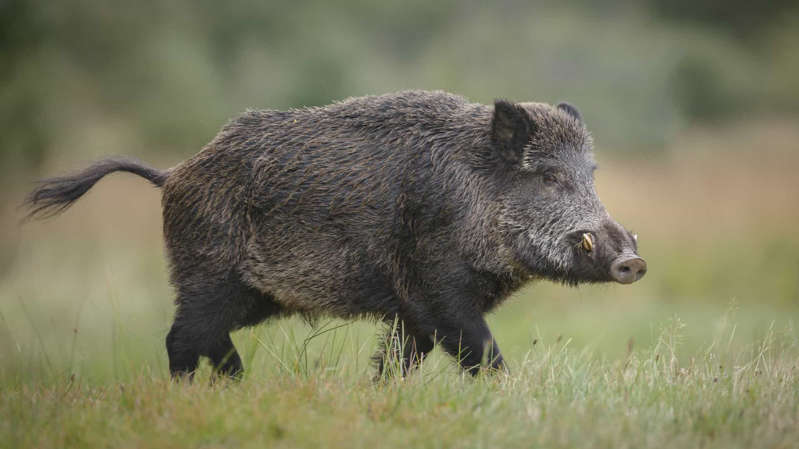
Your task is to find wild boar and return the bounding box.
[25,90,646,379]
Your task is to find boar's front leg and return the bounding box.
[373,318,435,378]
[397,263,506,375]
[430,312,505,375]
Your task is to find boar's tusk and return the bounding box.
[581,233,594,252]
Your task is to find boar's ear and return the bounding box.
[557,102,583,124]
[492,99,535,163]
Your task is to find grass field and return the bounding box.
[1,122,798,448]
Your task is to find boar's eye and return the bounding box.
[541,171,561,186]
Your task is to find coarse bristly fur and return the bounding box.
[23,90,645,379]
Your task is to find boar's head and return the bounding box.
[490,99,646,285]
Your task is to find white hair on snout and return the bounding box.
[499,207,575,276]
[525,226,574,273]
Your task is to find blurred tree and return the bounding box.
[0,0,50,173]
[670,56,736,121]
[648,0,798,41]
[0,0,797,183]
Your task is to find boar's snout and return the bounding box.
[566,218,647,285]
[610,255,647,284]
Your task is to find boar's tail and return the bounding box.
[23,156,168,220]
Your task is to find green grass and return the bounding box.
[1,312,797,449]
[1,235,798,448]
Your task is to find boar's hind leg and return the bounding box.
[207,333,243,380]
[166,273,282,380]
[373,319,434,378]
[166,311,242,381]
[165,320,200,380]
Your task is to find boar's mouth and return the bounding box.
[560,229,647,285]
[508,226,646,286]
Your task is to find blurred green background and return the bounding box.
[1,0,798,381]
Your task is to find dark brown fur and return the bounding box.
[24,90,644,379]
